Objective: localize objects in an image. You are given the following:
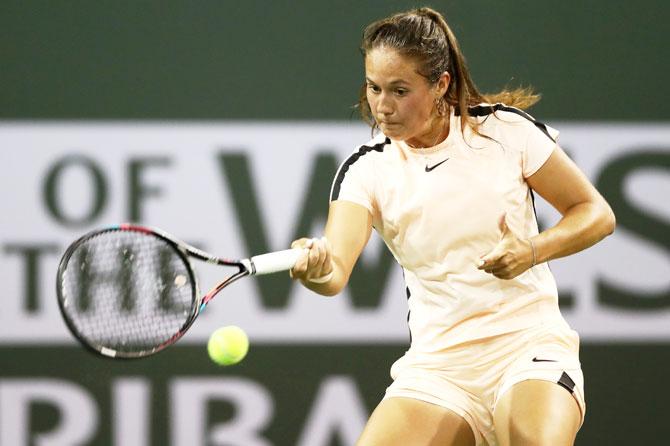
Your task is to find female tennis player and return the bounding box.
[290,7,615,446]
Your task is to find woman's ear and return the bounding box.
[436,71,451,98]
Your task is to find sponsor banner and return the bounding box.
[0,344,398,446]
[1,122,668,343]
[0,344,665,446]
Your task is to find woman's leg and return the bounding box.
[356,396,475,446]
[493,380,581,446]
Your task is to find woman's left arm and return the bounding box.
[526,146,616,264]
[478,146,616,279]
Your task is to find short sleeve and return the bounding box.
[522,122,559,178]
[329,145,381,213]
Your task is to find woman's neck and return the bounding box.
[406,113,450,149]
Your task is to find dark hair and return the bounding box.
[358,7,540,134]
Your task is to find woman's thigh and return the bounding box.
[356,396,475,446]
[493,379,581,446]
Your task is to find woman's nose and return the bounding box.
[376,93,394,114]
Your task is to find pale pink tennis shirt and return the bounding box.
[331,104,567,360]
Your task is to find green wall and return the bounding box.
[2,0,669,121]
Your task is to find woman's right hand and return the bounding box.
[289,236,333,283]
[289,200,373,295]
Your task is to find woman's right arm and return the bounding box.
[290,200,373,296]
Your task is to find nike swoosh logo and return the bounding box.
[425,158,449,172]
[532,357,558,362]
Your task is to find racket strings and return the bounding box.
[59,230,195,354]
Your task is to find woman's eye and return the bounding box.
[368,84,381,93]
[396,89,408,96]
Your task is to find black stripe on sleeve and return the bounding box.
[330,137,390,201]
[405,285,412,344]
[456,103,555,143]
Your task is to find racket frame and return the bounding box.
[56,223,251,359]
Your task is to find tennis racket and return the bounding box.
[56,223,301,359]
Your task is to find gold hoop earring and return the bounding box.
[436,97,447,117]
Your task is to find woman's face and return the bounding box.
[365,47,449,147]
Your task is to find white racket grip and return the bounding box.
[247,248,302,275]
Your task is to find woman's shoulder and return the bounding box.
[464,102,558,143]
[343,133,392,164]
[463,102,540,125]
[330,133,391,202]
[354,133,391,153]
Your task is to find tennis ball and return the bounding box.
[207,325,249,366]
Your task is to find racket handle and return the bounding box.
[248,248,302,275]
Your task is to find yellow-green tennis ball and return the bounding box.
[207,325,249,366]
